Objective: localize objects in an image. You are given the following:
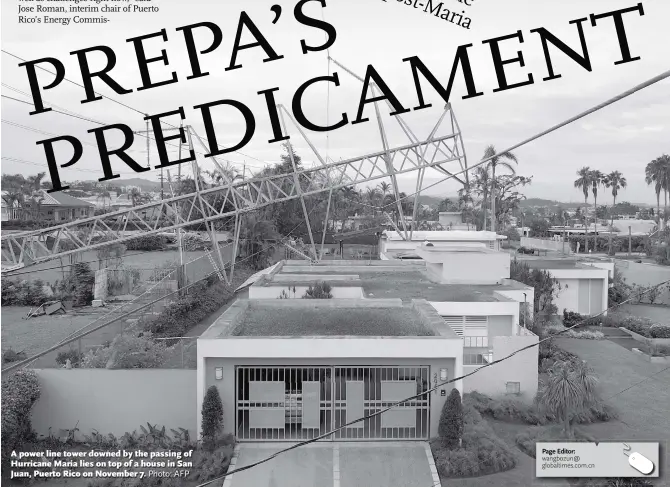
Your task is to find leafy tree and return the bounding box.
[493,174,531,228]
[536,361,600,439]
[510,260,561,316]
[481,145,517,232]
[528,218,550,238]
[438,388,464,449]
[438,198,459,212]
[201,386,224,447]
[238,214,279,270]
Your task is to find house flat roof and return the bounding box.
[231,305,437,337]
[256,263,530,302]
[520,259,590,270]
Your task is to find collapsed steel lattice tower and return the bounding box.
[1,59,469,282]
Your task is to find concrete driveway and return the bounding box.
[226,442,439,487]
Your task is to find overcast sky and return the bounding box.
[1,0,668,204]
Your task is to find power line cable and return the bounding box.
[3,210,318,373]
[2,94,267,176]
[1,52,271,166]
[605,365,670,401]
[323,68,670,214]
[2,49,158,121]
[194,277,670,486]
[1,119,161,153]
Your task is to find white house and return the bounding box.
[197,242,538,441]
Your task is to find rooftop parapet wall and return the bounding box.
[417,245,510,285]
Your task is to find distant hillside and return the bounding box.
[103,178,161,191]
[520,198,582,209]
[416,195,447,207]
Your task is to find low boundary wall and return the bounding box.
[31,369,197,439]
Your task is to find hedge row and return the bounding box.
[143,279,232,338]
[125,235,168,251]
[580,312,670,338]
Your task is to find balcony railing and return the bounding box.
[463,336,489,348]
[463,352,493,365]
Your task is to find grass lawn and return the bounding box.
[554,338,670,442]
[1,306,126,367]
[233,306,434,336]
[617,304,670,324]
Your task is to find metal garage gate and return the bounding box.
[236,366,430,441]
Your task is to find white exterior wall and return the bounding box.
[462,335,539,401]
[554,278,580,315]
[423,252,510,285]
[545,268,609,316]
[428,301,520,334]
[197,336,463,438]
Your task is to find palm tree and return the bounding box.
[589,170,605,252]
[365,187,380,216]
[645,157,665,235]
[603,171,627,226]
[650,154,670,231]
[482,145,517,232]
[377,181,391,198]
[472,166,491,231]
[537,361,600,439]
[574,167,591,251]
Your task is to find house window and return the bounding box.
[506,382,521,395]
[442,316,488,337]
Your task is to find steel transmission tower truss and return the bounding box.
[1,104,467,273]
[328,57,470,241]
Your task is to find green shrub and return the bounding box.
[143,281,228,338]
[464,392,616,426]
[56,349,84,367]
[562,310,585,328]
[1,370,41,472]
[189,443,235,483]
[80,332,172,369]
[302,281,333,299]
[439,389,464,448]
[2,348,27,364]
[125,235,167,251]
[201,386,224,448]
[465,391,550,425]
[649,324,670,338]
[58,263,95,306]
[432,401,516,478]
[1,278,50,306]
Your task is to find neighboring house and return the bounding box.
[7,191,95,222]
[1,192,20,221]
[197,241,538,441]
[522,259,611,317]
[379,230,507,255]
